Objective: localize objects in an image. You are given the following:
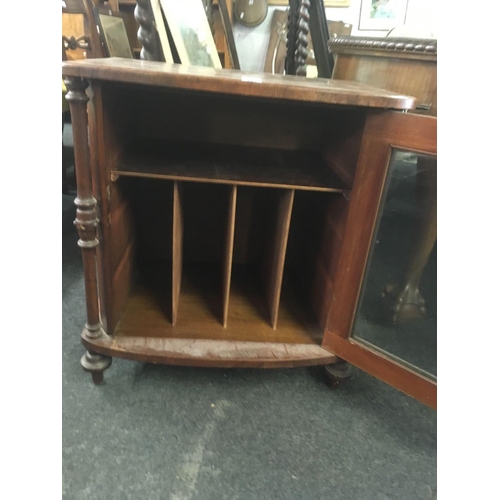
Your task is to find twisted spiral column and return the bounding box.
[135,0,162,61]
[295,0,311,77]
[285,0,299,75]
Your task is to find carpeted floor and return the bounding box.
[62,123,436,500]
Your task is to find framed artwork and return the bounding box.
[93,7,133,58]
[160,0,222,68]
[151,0,174,63]
[358,0,409,31]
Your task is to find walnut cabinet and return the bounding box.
[62,58,436,408]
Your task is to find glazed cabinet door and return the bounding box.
[322,111,437,408]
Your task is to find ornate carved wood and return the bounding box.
[64,76,112,384]
[285,0,300,75]
[295,0,311,77]
[135,0,162,61]
[62,35,91,52]
[328,36,437,54]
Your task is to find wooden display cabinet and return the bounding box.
[62,58,436,408]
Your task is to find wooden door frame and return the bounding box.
[322,110,437,408]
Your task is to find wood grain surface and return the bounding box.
[82,333,337,368]
[264,190,295,329]
[114,265,323,345]
[62,58,416,110]
[222,186,237,327]
[172,181,183,326]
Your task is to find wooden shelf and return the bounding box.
[115,264,323,345]
[113,141,348,193]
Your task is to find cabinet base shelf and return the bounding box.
[81,334,337,368]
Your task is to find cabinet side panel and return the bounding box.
[92,83,137,334]
[87,84,109,331]
[109,242,134,332]
[322,109,366,188]
[310,195,350,330]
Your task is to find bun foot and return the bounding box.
[323,360,352,390]
[81,351,112,385]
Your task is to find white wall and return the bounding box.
[233,0,437,72]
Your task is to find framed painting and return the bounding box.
[93,6,133,58]
[359,0,409,31]
[160,0,222,68]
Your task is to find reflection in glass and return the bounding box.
[352,150,437,377]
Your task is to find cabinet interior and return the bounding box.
[97,83,365,345]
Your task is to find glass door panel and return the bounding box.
[352,149,437,378]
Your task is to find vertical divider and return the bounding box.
[222,185,238,327]
[264,189,295,329]
[172,181,183,326]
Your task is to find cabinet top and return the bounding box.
[62,58,415,110]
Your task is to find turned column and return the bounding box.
[285,0,300,75]
[295,0,311,77]
[64,76,112,385]
[135,0,162,61]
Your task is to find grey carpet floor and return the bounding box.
[62,190,437,500]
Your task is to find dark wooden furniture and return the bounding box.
[63,57,437,408]
[329,36,437,115]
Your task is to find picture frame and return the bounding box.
[150,0,174,63]
[218,0,240,69]
[160,0,222,68]
[358,0,409,31]
[92,6,133,58]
